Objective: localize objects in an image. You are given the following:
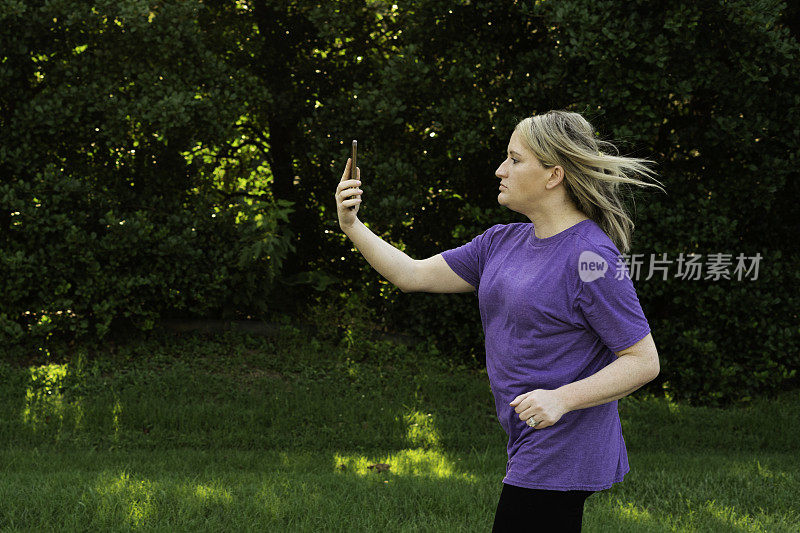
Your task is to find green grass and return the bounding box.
[0,325,798,531]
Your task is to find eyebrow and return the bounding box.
[507,150,522,156]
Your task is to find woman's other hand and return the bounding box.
[510,389,569,430]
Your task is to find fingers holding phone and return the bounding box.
[336,157,362,229]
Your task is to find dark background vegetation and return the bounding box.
[1,0,798,407]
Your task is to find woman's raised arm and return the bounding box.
[335,158,473,294]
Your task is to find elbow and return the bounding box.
[631,354,659,385]
[647,357,660,382]
[399,282,416,293]
[399,273,419,293]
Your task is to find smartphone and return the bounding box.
[351,140,357,180]
[349,140,358,209]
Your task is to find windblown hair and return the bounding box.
[515,110,666,254]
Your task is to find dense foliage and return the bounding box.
[1,0,798,407]
[0,1,294,345]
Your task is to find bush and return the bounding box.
[0,165,293,350]
[0,0,292,351]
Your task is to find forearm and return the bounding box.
[341,219,416,292]
[555,356,658,412]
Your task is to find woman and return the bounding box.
[334,110,665,532]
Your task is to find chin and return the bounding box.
[499,200,521,214]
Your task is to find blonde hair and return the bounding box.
[514,110,666,254]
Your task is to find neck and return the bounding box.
[526,208,589,239]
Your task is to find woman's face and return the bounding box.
[495,130,556,212]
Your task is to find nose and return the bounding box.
[495,161,507,179]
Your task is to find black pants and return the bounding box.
[491,483,595,532]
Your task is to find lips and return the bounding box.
[499,184,507,190]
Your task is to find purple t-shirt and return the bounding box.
[441,219,651,491]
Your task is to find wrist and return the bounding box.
[554,386,575,414]
[340,218,361,233]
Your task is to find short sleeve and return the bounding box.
[573,245,651,353]
[439,225,498,290]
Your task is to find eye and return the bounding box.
[511,158,519,164]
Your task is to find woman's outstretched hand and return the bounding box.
[510,389,569,430]
[335,157,363,230]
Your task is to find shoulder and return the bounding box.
[481,222,530,247]
[485,222,529,237]
[476,222,529,243]
[567,225,627,284]
[571,223,622,260]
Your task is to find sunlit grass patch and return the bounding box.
[22,363,83,434]
[333,448,477,482]
[702,498,768,531]
[83,471,239,528]
[612,500,655,523]
[110,397,123,443]
[95,471,158,528]
[402,408,441,448]
[754,459,791,483]
[188,482,234,505]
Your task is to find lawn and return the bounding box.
[0,325,797,531]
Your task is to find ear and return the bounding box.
[546,166,565,189]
